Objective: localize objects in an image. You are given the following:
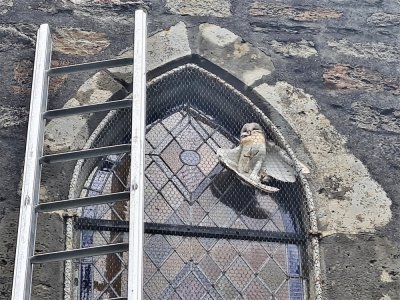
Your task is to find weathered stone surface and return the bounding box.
[147,22,191,71]
[166,0,231,17]
[67,0,134,4]
[61,0,134,25]
[251,21,320,34]
[328,39,399,62]
[351,102,400,134]
[271,40,317,58]
[44,98,90,153]
[53,28,110,55]
[199,23,274,86]
[249,2,342,21]
[75,71,125,105]
[48,60,69,93]
[255,82,392,234]
[108,50,133,83]
[379,140,400,169]
[1,0,400,299]
[0,0,13,15]
[0,106,27,128]
[0,24,35,52]
[32,213,64,300]
[324,64,399,94]
[12,59,33,94]
[367,13,400,27]
[44,71,125,153]
[12,59,68,94]
[321,234,400,300]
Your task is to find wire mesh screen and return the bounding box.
[71,152,130,300]
[71,64,310,299]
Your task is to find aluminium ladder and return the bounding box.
[12,8,147,300]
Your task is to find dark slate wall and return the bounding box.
[1,0,399,299]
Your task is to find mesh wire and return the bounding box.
[39,64,311,299]
[78,252,129,300]
[139,65,309,299]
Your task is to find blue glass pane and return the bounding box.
[288,244,301,277]
[290,277,304,300]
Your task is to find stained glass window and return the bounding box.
[73,64,308,299]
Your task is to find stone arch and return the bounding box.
[67,62,316,299]
[42,21,392,300]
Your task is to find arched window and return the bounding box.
[70,64,309,299]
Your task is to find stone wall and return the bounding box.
[1,0,399,299]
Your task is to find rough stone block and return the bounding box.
[0,106,27,128]
[44,98,90,153]
[0,24,35,52]
[249,2,342,21]
[54,28,110,56]
[166,0,231,17]
[328,39,399,62]
[323,64,399,94]
[199,23,274,86]
[0,0,13,15]
[108,22,192,80]
[271,40,317,58]
[44,71,126,153]
[350,102,400,134]
[76,71,126,105]
[107,48,135,84]
[147,22,191,71]
[32,213,64,300]
[250,21,320,34]
[367,13,400,27]
[321,234,400,300]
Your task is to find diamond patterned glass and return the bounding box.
[76,65,308,300]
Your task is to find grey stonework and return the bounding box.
[1,0,400,299]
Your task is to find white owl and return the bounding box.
[217,123,309,192]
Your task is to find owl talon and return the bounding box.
[260,173,270,183]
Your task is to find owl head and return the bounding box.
[240,123,264,138]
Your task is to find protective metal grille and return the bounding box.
[72,64,309,299]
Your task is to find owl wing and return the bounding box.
[262,141,297,183]
[216,146,241,169]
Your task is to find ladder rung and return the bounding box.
[43,99,133,120]
[36,191,130,212]
[30,243,128,264]
[40,144,131,164]
[47,57,134,76]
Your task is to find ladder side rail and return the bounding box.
[12,24,52,300]
[128,8,147,300]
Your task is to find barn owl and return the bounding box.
[217,123,309,192]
